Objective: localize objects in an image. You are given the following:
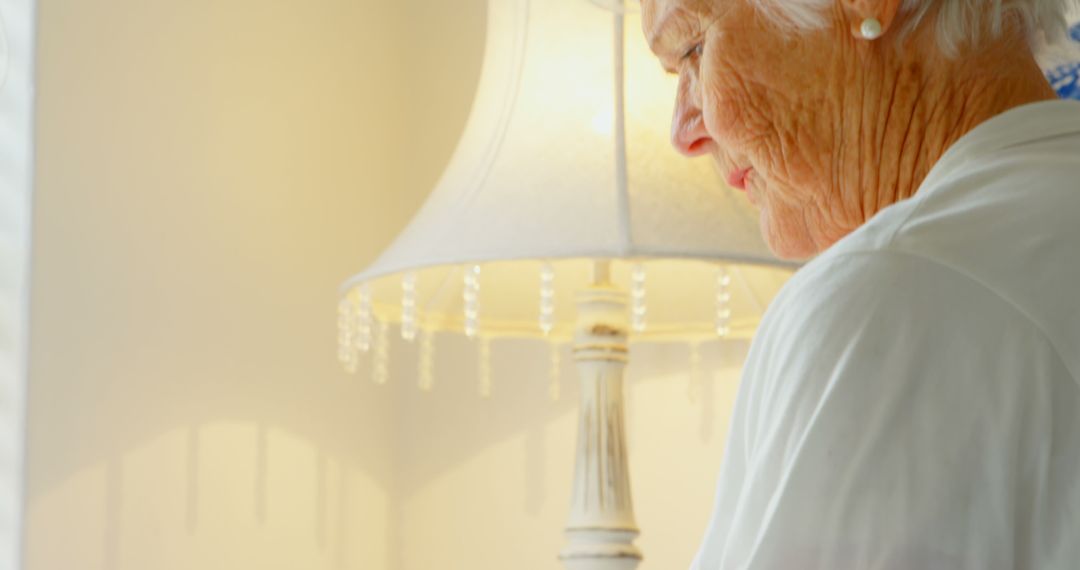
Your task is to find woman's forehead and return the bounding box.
[643,0,710,54]
[643,0,695,31]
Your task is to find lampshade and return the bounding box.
[338,0,796,369]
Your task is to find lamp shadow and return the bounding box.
[23,312,401,570]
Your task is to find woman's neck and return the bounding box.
[826,29,1057,244]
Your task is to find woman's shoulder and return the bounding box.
[768,130,1080,384]
[756,100,1080,382]
[754,247,1074,389]
[832,100,1080,262]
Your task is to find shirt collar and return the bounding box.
[919,99,1080,193]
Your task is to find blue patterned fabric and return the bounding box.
[1049,22,1080,99]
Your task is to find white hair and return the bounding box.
[752,0,1080,55]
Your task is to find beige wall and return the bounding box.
[25,0,423,568]
[399,0,488,200]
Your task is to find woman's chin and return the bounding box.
[760,209,815,261]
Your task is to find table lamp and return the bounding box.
[337,0,795,568]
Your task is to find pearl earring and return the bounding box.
[860,18,883,40]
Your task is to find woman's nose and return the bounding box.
[671,75,714,157]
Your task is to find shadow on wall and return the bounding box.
[26,420,392,570]
[24,300,401,568]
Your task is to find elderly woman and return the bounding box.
[642,0,1080,568]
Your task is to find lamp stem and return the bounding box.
[559,278,641,570]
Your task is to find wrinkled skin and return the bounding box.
[642,0,1057,259]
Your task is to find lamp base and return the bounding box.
[560,529,641,570]
[560,263,641,570]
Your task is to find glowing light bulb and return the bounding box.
[590,108,613,135]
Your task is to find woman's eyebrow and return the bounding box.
[647,5,690,72]
[646,4,685,58]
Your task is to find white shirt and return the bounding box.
[692,100,1080,570]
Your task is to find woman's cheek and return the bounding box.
[699,74,747,148]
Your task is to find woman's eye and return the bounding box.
[681,42,703,61]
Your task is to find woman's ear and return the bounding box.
[840,0,904,39]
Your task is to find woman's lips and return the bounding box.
[727,167,752,191]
